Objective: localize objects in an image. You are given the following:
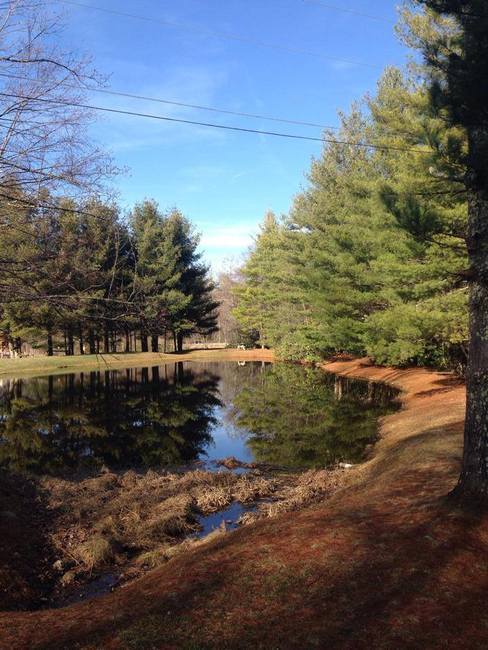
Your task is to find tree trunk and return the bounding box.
[125,329,130,353]
[141,332,148,352]
[177,332,184,353]
[151,335,159,352]
[67,329,74,356]
[175,361,184,382]
[47,331,53,357]
[79,325,84,355]
[452,176,488,503]
[103,328,110,354]
[88,329,96,355]
[173,331,177,353]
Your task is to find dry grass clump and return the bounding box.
[75,535,114,570]
[40,463,348,602]
[135,548,171,570]
[41,466,280,593]
[195,485,233,512]
[145,495,196,541]
[238,468,348,524]
[232,474,277,503]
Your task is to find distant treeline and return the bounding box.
[233,63,468,371]
[0,194,218,355]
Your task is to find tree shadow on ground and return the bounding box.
[0,471,55,611]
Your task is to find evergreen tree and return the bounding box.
[130,200,187,352]
[164,209,219,352]
[233,211,310,354]
[234,61,468,370]
[364,64,468,368]
[409,0,488,503]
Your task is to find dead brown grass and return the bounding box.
[239,468,349,523]
[41,466,287,599]
[37,458,348,604]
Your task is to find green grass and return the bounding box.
[0,349,272,379]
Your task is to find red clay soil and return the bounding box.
[2,358,488,649]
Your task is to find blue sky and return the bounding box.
[59,0,410,272]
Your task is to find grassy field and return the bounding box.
[0,348,274,379]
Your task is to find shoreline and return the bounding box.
[0,348,275,379]
[2,356,484,650]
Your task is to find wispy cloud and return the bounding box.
[329,60,359,71]
[198,222,259,273]
[89,64,229,152]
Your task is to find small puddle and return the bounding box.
[196,502,256,538]
[52,572,120,608]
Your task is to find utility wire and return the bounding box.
[0,73,438,142]
[56,0,379,70]
[0,91,431,154]
[0,71,340,131]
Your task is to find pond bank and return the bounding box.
[0,348,275,379]
[3,357,488,649]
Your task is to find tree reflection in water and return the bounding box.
[0,363,221,475]
[0,362,399,476]
[227,363,399,468]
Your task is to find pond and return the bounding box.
[0,361,399,477]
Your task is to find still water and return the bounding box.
[0,362,399,476]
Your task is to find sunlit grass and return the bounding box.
[0,348,274,379]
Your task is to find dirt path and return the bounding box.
[2,358,487,649]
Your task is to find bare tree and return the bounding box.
[0,0,115,198]
[0,1,123,351]
[212,266,244,346]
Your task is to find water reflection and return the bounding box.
[0,363,220,475]
[228,363,399,468]
[0,362,399,476]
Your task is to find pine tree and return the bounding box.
[409,0,488,503]
[164,209,218,352]
[130,200,187,352]
[363,64,468,368]
[233,211,310,354]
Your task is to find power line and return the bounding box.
[301,0,391,23]
[0,90,431,154]
[56,0,379,70]
[0,71,340,131]
[0,73,435,142]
